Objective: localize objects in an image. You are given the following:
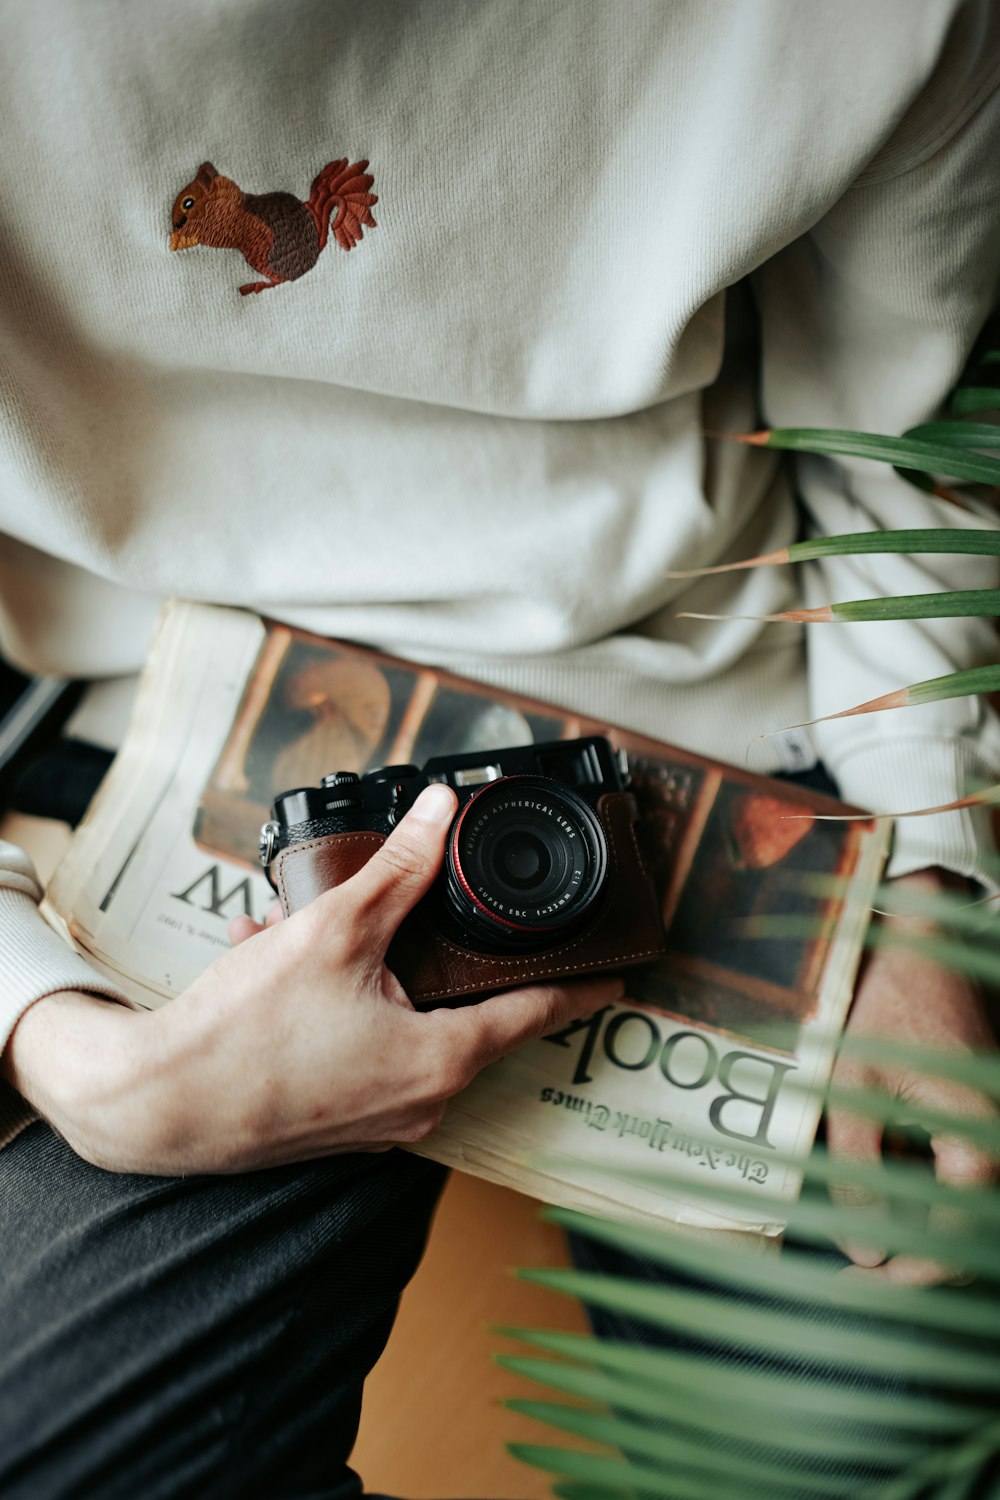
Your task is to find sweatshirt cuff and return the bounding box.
[0,884,128,1055]
[829,737,1000,895]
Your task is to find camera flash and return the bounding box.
[453,763,502,788]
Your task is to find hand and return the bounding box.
[5,784,622,1174]
[827,869,999,1285]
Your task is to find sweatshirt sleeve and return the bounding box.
[749,32,1000,890]
[0,838,127,1144]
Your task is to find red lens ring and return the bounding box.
[449,778,565,934]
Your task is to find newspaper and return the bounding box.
[42,601,889,1234]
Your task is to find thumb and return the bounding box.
[430,975,624,1083]
[342,783,458,945]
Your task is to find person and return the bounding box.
[1,2,999,1495]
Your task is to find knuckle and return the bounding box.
[408,1030,464,1103]
[521,983,567,1034]
[375,835,435,886]
[397,1105,445,1143]
[936,1144,998,1190]
[424,1049,469,1102]
[828,1181,878,1211]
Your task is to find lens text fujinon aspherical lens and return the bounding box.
[444,775,607,951]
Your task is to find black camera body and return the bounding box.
[260,736,666,1003]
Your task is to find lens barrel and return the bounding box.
[443,776,607,951]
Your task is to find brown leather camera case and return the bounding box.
[272,791,666,1006]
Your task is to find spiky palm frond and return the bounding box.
[502,1027,1000,1498]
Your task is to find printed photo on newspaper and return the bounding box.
[42,601,890,1236]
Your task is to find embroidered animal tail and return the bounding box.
[308,159,378,252]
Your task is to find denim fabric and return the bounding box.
[0,1123,446,1500]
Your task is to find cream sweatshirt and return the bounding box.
[3,0,1000,1138]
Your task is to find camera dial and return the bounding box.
[320,770,363,812]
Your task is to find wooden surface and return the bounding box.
[351,1170,592,1499]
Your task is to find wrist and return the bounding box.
[2,991,151,1167]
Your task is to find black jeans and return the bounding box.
[0,1124,447,1500]
[0,1123,909,1500]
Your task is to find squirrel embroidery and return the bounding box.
[169,159,377,296]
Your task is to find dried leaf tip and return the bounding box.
[750,687,912,744]
[676,605,834,624]
[665,547,790,579]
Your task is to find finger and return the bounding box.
[342,783,458,945]
[837,1257,972,1289]
[826,1091,888,1268]
[228,915,263,946]
[922,1079,999,1279]
[430,975,624,1083]
[926,1083,1000,1193]
[264,902,284,928]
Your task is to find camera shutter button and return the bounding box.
[322,771,360,789]
[322,771,362,811]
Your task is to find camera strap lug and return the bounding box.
[258,820,280,869]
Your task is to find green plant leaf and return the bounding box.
[756,664,1000,740]
[950,387,1000,415]
[679,587,1000,625]
[508,1398,881,1495]
[553,1486,644,1500]
[725,429,1000,486]
[553,1485,646,1500]
[904,422,1000,449]
[782,781,1000,822]
[515,1270,1000,1388]
[774,870,1000,938]
[540,1194,1000,1328]
[507,1446,661,1491]
[526,1147,1000,1281]
[501,1359,946,1464]
[813,1080,1000,1159]
[536,1191,1000,1322]
[524,1128,1000,1278]
[501,1325,1000,1498]
[745,915,1000,988]
[833,1031,1000,1095]
[496,1339,981,1435]
[666,529,1000,579]
[861,1423,1000,1500]
[506,376,1000,1500]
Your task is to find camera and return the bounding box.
[259,736,666,1006]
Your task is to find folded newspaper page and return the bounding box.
[43,601,889,1234]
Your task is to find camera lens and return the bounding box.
[493,830,550,889]
[444,776,607,951]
